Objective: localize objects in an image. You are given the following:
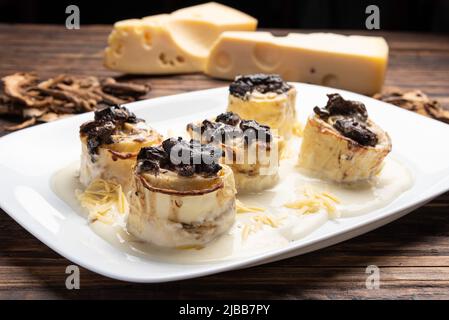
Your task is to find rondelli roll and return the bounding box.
[79,106,163,189]
[127,138,236,247]
[227,74,297,139]
[298,93,392,183]
[187,112,282,193]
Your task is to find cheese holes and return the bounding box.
[159,53,168,65]
[253,43,281,71]
[114,43,123,57]
[143,31,152,49]
[214,51,232,71]
[159,53,184,67]
[322,74,338,87]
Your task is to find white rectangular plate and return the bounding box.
[1,83,449,283]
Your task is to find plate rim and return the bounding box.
[1,82,449,283]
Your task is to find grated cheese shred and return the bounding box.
[284,187,341,218]
[236,199,265,213]
[76,179,127,224]
[241,212,286,241]
[253,214,283,228]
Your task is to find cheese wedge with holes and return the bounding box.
[104,2,257,74]
[205,32,389,95]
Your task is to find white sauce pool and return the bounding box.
[52,138,413,264]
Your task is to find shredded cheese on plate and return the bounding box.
[76,179,127,224]
[236,199,265,213]
[284,187,341,218]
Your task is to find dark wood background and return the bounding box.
[1,0,449,33]
[1,24,449,299]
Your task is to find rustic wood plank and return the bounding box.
[1,24,449,299]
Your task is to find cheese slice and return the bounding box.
[205,32,389,95]
[104,3,257,74]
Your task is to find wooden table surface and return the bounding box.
[1,24,449,299]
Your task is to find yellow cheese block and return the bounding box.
[104,3,257,74]
[205,32,389,95]
[168,2,258,58]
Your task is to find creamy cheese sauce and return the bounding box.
[52,137,413,264]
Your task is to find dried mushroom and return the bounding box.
[2,72,47,107]
[0,72,151,131]
[374,87,449,124]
